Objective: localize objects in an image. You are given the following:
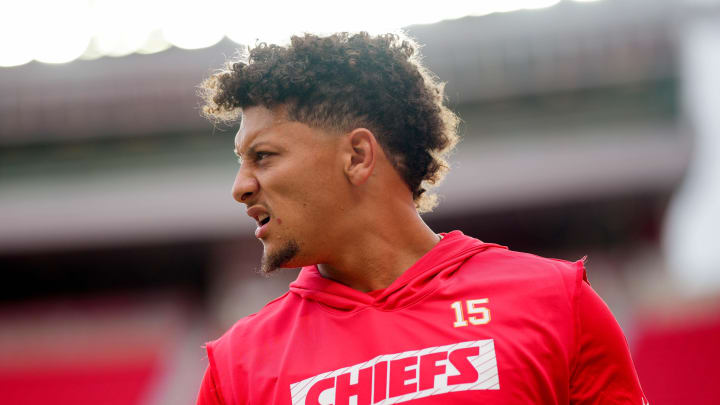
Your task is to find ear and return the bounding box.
[344,128,377,186]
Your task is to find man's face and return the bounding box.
[233,106,348,274]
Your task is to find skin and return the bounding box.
[233,105,440,292]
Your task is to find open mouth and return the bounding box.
[254,212,271,239]
[258,213,270,226]
[247,206,272,238]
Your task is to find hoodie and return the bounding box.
[198,231,646,405]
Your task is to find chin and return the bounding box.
[260,239,300,274]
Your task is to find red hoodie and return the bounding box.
[197,231,646,404]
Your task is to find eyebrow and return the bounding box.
[234,141,274,163]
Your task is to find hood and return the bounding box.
[288,231,506,312]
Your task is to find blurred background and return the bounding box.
[1,0,719,403]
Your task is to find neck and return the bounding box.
[317,203,440,292]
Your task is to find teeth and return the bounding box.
[258,213,269,224]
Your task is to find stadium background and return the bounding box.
[1,0,719,404]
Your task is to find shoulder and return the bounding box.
[467,244,585,279]
[209,290,294,354]
[458,244,588,305]
[204,290,298,403]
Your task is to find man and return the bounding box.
[196,32,647,404]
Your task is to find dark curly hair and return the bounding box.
[199,32,459,212]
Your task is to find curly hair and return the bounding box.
[199,32,459,212]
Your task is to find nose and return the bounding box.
[232,166,259,203]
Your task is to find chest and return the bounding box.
[242,289,575,405]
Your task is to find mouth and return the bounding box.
[257,213,270,227]
[255,213,271,238]
[247,206,272,239]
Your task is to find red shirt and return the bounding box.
[197,231,647,404]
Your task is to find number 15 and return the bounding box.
[451,299,491,327]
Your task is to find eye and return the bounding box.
[255,151,273,162]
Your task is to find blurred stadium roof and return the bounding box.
[1,0,605,68]
[0,0,697,252]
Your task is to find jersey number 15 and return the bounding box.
[451,299,491,327]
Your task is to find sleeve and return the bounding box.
[569,280,648,405]
[196,365,226,405]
